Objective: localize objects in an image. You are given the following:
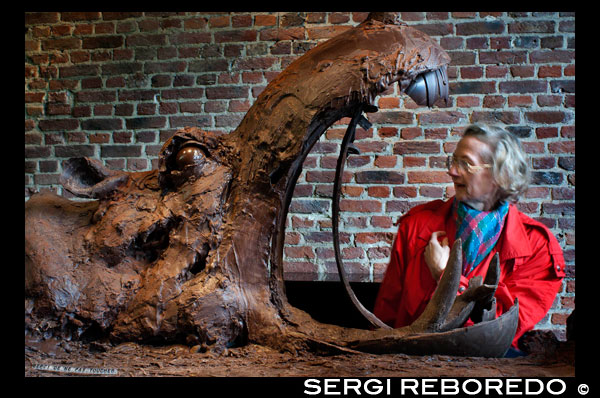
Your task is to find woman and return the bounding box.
[373,124,565,350]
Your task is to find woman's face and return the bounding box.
[448,136,500,211]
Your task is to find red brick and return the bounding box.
[440,37,463,50]
[341,186,363,197]
[420,186,445,198]
[402,157,427,168]
[538,65,562,78]
[529,50,574,63]
[242,72,264,84]
[283,261,318,281]
[127,158,149,171]
[525,111,566,124]
[291,216,314,229]
[407,171,452,184]
[263,26,306,41]
[355,141,387,153]
[418,111,466,125]
[460,66,483,79]
[61,12,101,21]
[537,95,562,107]
[355,170,404,184]
[367,186,390,198]
[42,37,81,50]
[126,34,167,47]
[486,65,508,78]
[89,133,110,144]
[24,132,42,145]
[82,36,123,49]
[564,65,575,76]
[25,12,60,24]
[305,12,326,23]
[560,126,575,138]
[38,119,79,131]
[490,37,510,49]
[214,29,257,43]
[339,200,381,213]
[483,95,506,108]
[510,65,535,78]
[342,247,364,260]
[456,21,505,35]
[400,127,422,139]
[47,104,71,115]
[26,105,44,116]
[535,127,558,139]
[95,22,115,34]
[551,313,569,326]
[326,12,348,24]
[393,141,439,155]
[285,246,315,259]
[209,15,230,28]
[183,17,208,30]
[51,25,73,36]
[548,141,574,154]
[479,51,527,65]
[368,111,414,125]
[355,232,394,245]
[25,92,45,103]
[378,97,400,109]
[466,37,487,49]
[509,20,555,34]
[449,51,476,66]
[371,216,393,229]
[508,95,533,107]
[77,91,117,103]
[456,96,480,107]
[233,57,277,71]
[39,65,58,79]
[374,156,397,168]
[307,26,351,40]
[471,110,520,125]
[100,145,142,157]
[426,12,449,20]
[179,102,203,114]
[255,14,277,26]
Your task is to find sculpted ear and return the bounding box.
[60,157,129,199]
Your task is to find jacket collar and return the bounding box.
[416,197,532,261]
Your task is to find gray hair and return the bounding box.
[462,124,531,203]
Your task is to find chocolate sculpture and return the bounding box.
[25,12,519,357]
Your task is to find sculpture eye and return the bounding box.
[175,145,204,169]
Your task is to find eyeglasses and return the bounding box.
[447,155,492,174]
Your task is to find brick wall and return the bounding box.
[25,12,575,337]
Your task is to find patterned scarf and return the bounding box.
[454,199,509,276]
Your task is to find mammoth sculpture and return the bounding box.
[25,12,519,357]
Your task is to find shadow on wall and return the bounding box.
[285,280,380,329]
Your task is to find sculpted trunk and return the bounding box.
[25,12,518,357]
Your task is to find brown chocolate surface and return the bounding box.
[26,13,525,359]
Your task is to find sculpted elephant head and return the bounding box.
[25,12,518,356]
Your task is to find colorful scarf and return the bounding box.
[454,199,509,276]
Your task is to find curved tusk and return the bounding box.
[331,104,391,330]
[438,275,481,332]
[410,238,462,332]
[471,253,501,323]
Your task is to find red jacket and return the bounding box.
[373,197,565,348]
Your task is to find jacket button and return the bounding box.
[556,265,561,272]
[458,286,465,293]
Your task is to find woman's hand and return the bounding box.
[424,231,450,281]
